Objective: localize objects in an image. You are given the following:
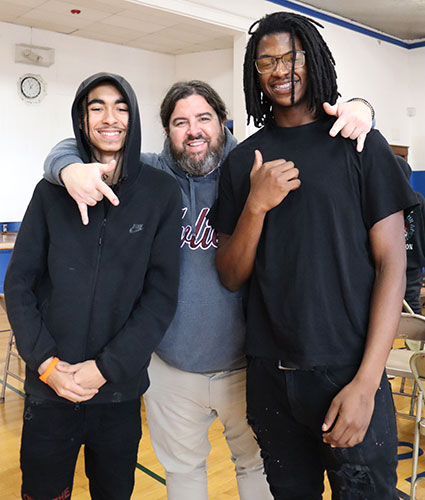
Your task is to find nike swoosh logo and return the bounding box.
[129,224,144,234]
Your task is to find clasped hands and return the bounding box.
[38,357,107,403]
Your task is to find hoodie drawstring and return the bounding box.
[188,175,196,229]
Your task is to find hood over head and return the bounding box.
[71,72,141,184]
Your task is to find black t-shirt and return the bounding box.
[211,117,417,367]
[405,192,425,270]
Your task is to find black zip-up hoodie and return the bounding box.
[5,72,182,403]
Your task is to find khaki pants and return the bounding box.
[144,353,272,500]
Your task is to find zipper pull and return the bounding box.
[99,218,107,245]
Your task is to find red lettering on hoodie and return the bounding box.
[52,487,71,500]
[180,207,218,250]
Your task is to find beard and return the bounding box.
[170,130,226,177]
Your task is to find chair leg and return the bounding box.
[411,392,423,500]
[412,480,417,500]
[401,377,407,393]
[410,381,419,416]
[0,329,24,403]
[412,477,425,500]
[0,330,13,403]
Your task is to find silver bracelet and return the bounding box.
[347,97,375,121]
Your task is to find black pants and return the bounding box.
[246,357,398,500]
[405,267,424,314]
[21,397,142,500]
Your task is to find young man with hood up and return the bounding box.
[43,80,373,499]
[4,72,181,500]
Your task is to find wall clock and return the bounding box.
[18,73,47,103]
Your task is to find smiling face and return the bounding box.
[84,83,129,163]
[256,32,314,126]
[167,94,225,176]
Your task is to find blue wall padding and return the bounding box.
[411,171,425,197]
[0,249,12,294]
[0,221,21,293]
[0,222,21,232]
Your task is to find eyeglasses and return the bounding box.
[254,50,305,74]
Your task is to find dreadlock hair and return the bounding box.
[160,80,227,129]
[77,81,131,184]
[244,11,339,127]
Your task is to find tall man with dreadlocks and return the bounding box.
[4,73,181,499]
[211,12,417,499]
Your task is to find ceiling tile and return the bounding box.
[297,0,425,40]
[89,0,134,8]
[183,16,238,35]
[137,32,192,49]
[176,21,232,36]
[77,22,144,41]
[101,14,167,33]
[54,0,123,14]
[34,0,113,21]
[157,25,213,43]
[73,29,132,45]
[0,0,45,6]
[118,6,186,26]
[17,11,95,29]
[128,38,178,54]
[0,2,30,17]
[198,36,234,50]
[13,16,76,34]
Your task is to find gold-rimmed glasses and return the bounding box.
[255,50,305,74]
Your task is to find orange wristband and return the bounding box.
[39,357,59,383]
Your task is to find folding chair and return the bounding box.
[0,293,24,402]
[386,303,425,419]
[409,352,425,499]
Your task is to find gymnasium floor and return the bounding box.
[0,307,424,499]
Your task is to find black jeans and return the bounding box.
[246,357,398,500]
[20,397,142,500]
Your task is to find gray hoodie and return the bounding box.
[43,128,247,373]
